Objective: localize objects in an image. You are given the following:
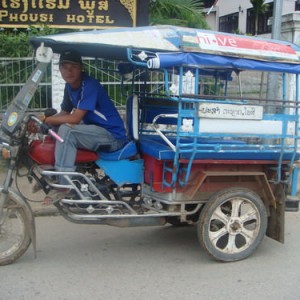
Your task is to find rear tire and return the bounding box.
[0,196,31,265]
[197,187,267,262]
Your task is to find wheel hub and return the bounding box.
[227,218,242,235]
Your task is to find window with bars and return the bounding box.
[219,13,239,33]
[246,3,273,35]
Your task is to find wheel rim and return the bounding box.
[208,197,261,254]
[0,208,26,259]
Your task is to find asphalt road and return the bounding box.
[0,212,300,300]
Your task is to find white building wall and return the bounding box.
[205,11,218,30]
[282,0,298,14]
[217,0,248,16]
[209,0,297,35]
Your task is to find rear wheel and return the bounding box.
[0,197,31,265]
[197,188,267,262]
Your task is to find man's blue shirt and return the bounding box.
[61,73,126,140]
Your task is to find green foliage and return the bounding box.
[0,26,64,110]
[0,26,66,57]
[250,0,269,36]
[250,0,269,15]
[0,31,29,57]
[149,0,209,29]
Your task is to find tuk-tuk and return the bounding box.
[1,25,300,264]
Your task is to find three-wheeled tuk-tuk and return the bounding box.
[0,26,300,264]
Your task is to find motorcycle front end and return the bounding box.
[0,45,53,265]
[0,131,36,266]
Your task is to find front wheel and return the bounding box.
[197,188,268,262]
[0,197,32,265]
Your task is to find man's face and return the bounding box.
[59,62,82,88]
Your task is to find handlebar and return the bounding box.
[30,115,64,143]
[48,129,64,143]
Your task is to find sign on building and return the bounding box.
[0,0,139,29]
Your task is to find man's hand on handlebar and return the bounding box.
[27,108,57,134]
[28,112,64,143]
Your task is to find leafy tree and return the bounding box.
[250,0,269,36]
[0,26,63,110]
[0,26,66,57]
[149,0,208,29]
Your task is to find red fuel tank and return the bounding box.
[28,136,98,165]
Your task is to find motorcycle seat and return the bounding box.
[98,140,138,161]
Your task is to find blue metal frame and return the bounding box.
[116,45,300,191]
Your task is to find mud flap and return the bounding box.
[266,183,285,243]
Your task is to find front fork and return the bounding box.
[0,150,16,224]
[0,147,37,257]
